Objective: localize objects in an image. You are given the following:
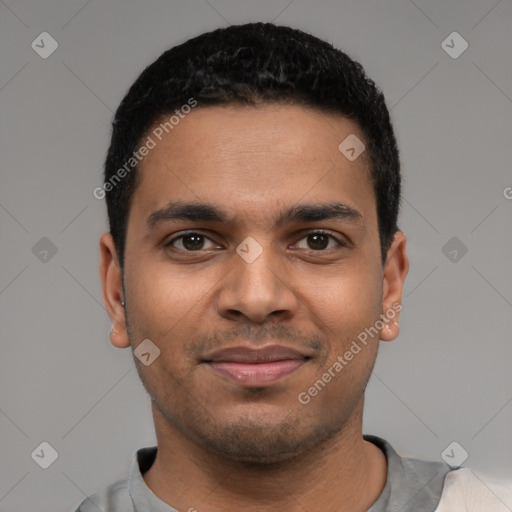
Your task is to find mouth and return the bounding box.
[202,344,311,387]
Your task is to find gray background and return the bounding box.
[1,1,511,511]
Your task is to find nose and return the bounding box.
[216,241,298,325]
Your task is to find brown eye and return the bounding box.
[307,233,329,250]
[294,231,345,251]
[181,234,205,250]
[166,232,217,251]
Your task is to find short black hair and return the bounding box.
[103,22,401,271]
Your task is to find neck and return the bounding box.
[143,399,387,512]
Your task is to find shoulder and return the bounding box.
[73,476,134,512]
[436,467,512,512]
[72,445,158,512]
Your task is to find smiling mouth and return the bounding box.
[202,344,311,386]
[206,359,308,386]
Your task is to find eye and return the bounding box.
[165,232,219,251]
[293,231,346,251]
[164,230,346,253]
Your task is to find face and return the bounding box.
[100,104,408,464]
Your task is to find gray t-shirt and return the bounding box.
[71,434,468,511]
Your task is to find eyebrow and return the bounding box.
[146,200,364,230]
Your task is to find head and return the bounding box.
[100,22,409,465]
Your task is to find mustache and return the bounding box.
[184,323,326,359]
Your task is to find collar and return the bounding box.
[127,435,452,511]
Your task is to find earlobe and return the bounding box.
[381,315,400,342]
[380,231,409,342]
[109,322,130,349]
[99,232,130,348]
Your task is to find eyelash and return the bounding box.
[164,230,347,252]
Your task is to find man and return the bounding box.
[77,22,511,512]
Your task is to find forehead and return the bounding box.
[130,104,376,230]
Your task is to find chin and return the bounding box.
[193,415,342,466]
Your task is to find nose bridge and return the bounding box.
[236,239,278,289]
[217,235,296,322]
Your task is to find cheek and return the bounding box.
[125,263,205,391]
[304,273,382,395]
[304,265,382,335]
[127,259,214,337]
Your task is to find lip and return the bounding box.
[202,344,310,386]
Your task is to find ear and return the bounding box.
[99,232,130,348]
[380,231,409,342]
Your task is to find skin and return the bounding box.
[100,104,409,512]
